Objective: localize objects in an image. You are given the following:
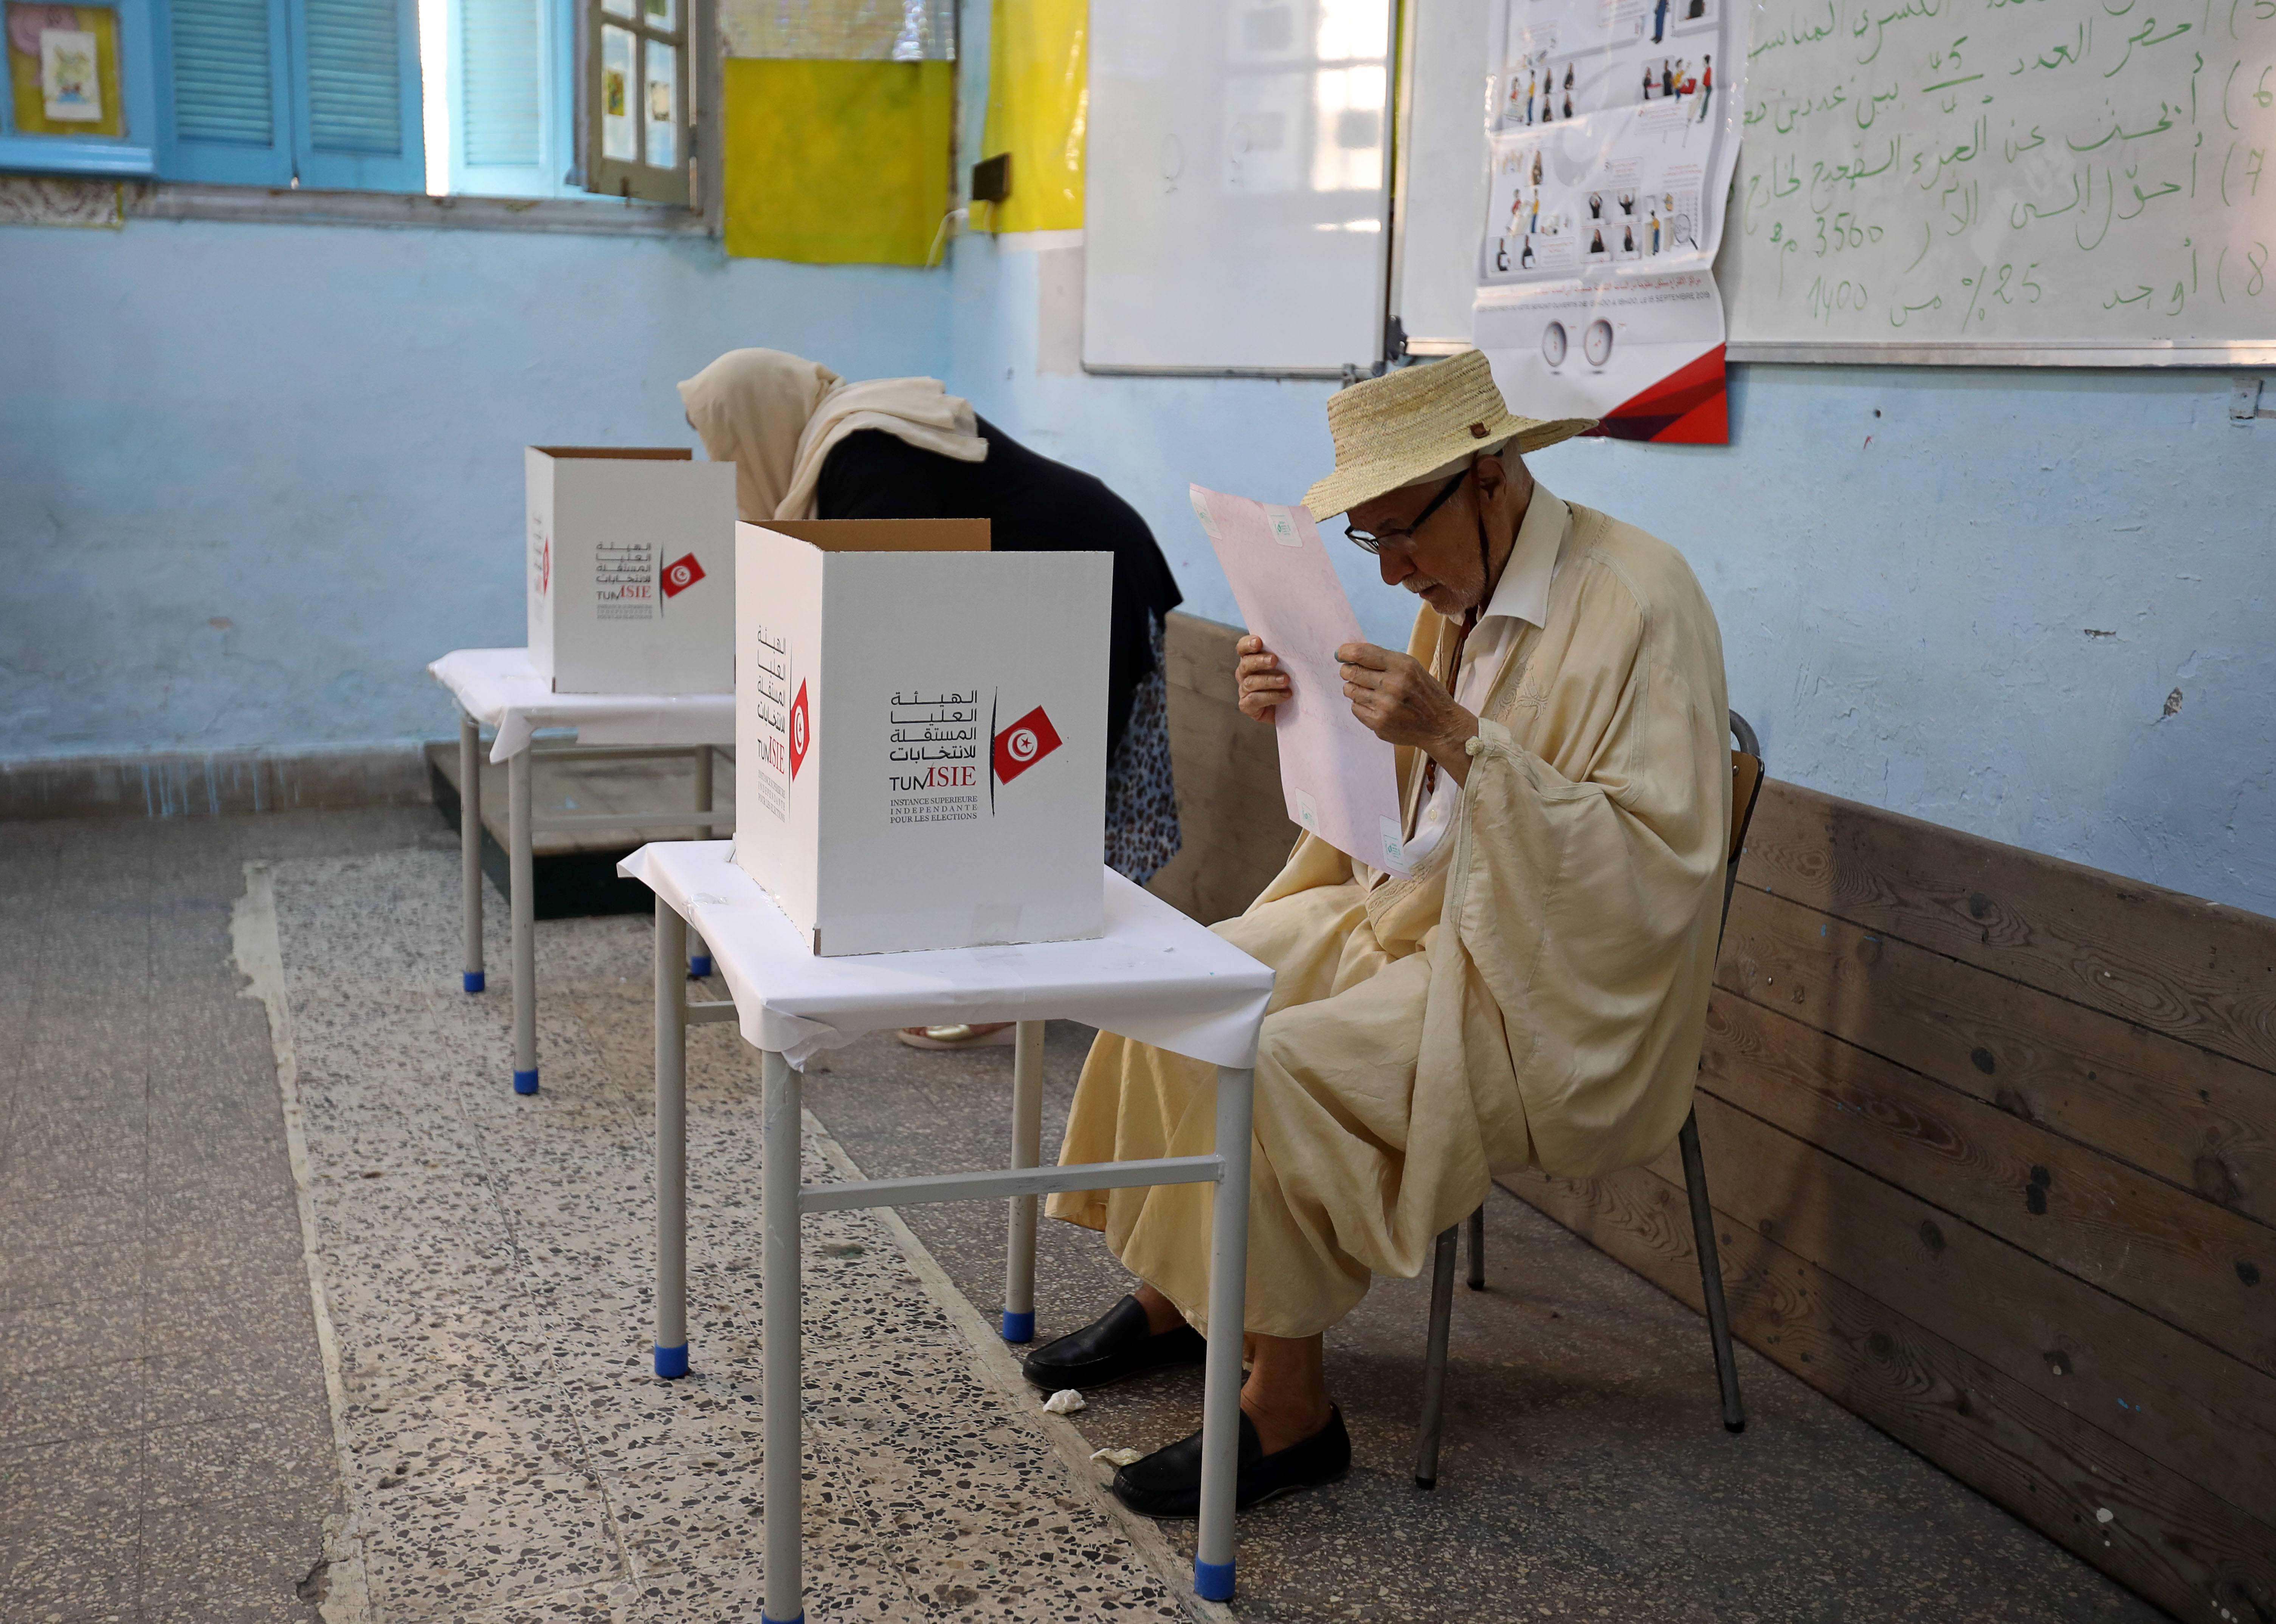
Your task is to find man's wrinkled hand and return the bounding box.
[1235,634,1291,724]
[1336,643,1477,786]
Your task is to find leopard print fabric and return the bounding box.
[1103,613,1182,884]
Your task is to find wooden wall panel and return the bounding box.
[1664,1090,2276,1519]
[1146,611,1294,927]
[1741,783,2276,1075]
[1509,1160,2276,1624]
[1700,992,2275,1377]
[1719,884,2276,1229]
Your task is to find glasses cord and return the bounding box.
[1420,507,1494,798]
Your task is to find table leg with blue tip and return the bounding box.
[1194,1063,1255,1603]
[653,898,690,1380]
[459,712,485,995]
[762,1048,806,1624]
[1000,1021,1047,1344]
[510,747,538,1095]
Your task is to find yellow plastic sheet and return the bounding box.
[722,58,953,265]
[977,0,1084,234]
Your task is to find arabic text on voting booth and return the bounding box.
[733,519,1112,957]
[526,447,737,695]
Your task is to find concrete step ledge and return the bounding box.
[0,744,429,822]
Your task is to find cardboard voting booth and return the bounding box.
[734,519,1112,957]
[526,447,737,695]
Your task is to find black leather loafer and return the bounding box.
[1020,1294,1208,1390]
[1112,1406,1351,1519]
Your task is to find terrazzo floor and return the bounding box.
[248,848,1188,1622]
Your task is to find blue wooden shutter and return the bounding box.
[461,0,541,167]
[289,0,423,189]
[155,0,293,183]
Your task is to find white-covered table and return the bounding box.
[429,648,737,1093]
[620,840,1275,1615]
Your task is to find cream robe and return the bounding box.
[1046,489,1729,1338]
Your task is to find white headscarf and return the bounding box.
[676,348,988,523]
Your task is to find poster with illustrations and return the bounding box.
[1473,0,1743,440]
[39,27,101,122]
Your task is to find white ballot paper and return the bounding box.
[1189,486,1410,879]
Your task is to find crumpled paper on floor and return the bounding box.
[1043,1388,1086,1415]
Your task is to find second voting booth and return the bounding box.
[734,518,1113,957]
[526,447,738,696]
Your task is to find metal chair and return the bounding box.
[1412,710,1766,1488]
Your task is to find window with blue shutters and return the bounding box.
[447,0,571,197]
[24,0,701,204]
[152,0,420,190]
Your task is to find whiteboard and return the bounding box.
[1723,0,2276,362]
[1389,0,1494,350]
[1084,0,1396,374]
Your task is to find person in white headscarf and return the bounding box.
[678,350,1187,1048]
[677,348,991,526]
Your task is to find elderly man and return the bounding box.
[1026,352,1730,1516]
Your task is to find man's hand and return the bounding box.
[1236,634,1291,724]
[1337,643,1478,788]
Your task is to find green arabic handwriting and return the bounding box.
[2011,17,2094,72]
[1856,0,1945,66]
[2065,104,2186,150]
[2115,155,2186,217]
[1942,175,1981,233]
[1812,138,1904,209]
[1915,115,1988,190]
[2077,164,2118,247]
[2104,14,2192,76]
[2010,168,2085,224]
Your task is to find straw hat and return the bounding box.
[1301,350,1596,519]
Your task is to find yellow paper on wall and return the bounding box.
[978,0,1084,234]
[722,58,953,266]
[6,6,124,139]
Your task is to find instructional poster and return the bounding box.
[1473,0,1745,440]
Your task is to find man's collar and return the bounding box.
[1479,482,1569,629]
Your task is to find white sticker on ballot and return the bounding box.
[1379,817,1407,869]
[1295,790,1321,834]
[1189,486,1222,540]
[1263,504,1302,547]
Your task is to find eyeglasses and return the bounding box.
[1343,467,1470,554]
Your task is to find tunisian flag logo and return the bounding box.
[992,706,1062,786]
[789,681,811,779]
[661,553,705,598]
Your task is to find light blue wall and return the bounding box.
[0,218,947,758]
